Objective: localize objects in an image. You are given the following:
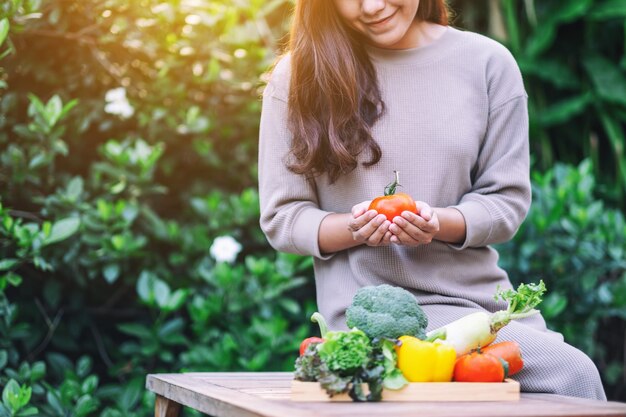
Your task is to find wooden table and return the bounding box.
[146,372,626,417]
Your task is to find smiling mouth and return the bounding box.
[365,10,397,26]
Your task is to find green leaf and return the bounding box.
[46,392,63,415]
[0,19,9,47]
[0,351,7,370]
[17,386,30,409]
[103,264,120,284]
[75,395,98,417]
[81,375,99,394]
[118,377,143,410]
[154,279,171,308]
[60,379,80,401]
[0,258,18,271]
[2,379,20,412]
[525,24,556,57]
[519,58,579,89]
[118,323,152,339]
[5,272,22,287]
[551,0,594,23]
[583,54,626,106]
[60,98,78,120]
[28,153,47,170]
[383,368,408,390]
[538,93,592,126]
[16,406,38,417]
[136,271,152,302]
[543,293,569,319]
[110,234,126,250]
[279,298,300,315]
[27,94,46,119]
[66,177,83,201]
[164,288,188,311]
[588,0,626,19]
[597,109,626,186]
[136,271,170,307]
[43,217,81,246]
[45,95,63,126]
[157,317,184,339]
[30,361,45,381]
[110,180,126,194]
[53,139,68,156]
[76,356,92,378]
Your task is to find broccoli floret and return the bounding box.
[345,284,428,340]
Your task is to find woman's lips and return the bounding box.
[364,10,397,30]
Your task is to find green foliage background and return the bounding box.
[0,0,624,414]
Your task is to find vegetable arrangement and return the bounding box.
[294,281,546,401]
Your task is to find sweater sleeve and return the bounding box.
[450,47,531,249]
[257,79,334,260]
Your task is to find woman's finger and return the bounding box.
[400,211,438,234]
[413,201,433,221]
[351,213,384,241]
[366,219,391,246]
[390,221,429,245]
[348,210,377,233]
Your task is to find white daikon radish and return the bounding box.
[426,281,546,356]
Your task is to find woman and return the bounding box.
[258,0,606,399]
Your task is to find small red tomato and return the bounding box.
[368,171,417,222]
[483,341,524,376]
[299,337,324,356]
[453,349,506,382]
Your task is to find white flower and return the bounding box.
[105,100,134,118]
[105,87,127,102]
[210,236,242,264]
[104,87,134,119]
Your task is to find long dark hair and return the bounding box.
[286,0,449,183]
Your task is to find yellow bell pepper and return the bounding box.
[396,335,456,382]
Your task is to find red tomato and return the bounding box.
[299,337,323,356]
[368,171,417,221]
[453,350,505,382]
[368,192,417,222]
[483,341,524,376]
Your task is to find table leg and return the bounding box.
[155,395,181,417]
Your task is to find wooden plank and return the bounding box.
[285,396,626,417]
[146,374,319,417]
[145,372,626,417]
[291,379,520,402]
[154,395,181,417]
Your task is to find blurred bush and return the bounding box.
[0,1,624,415]
[497,160,626,399]
[0,1,317,416]
[451,0,626,203]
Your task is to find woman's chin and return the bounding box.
[365,30,412,50]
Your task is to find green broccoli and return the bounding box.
[345,284,428,340]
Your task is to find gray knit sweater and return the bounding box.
[258,27,608,400]
[259,26,531,329]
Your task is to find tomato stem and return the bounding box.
[384,170,401,196]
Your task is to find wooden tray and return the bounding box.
[291,379,520,402]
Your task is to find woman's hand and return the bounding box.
[348,201,393,246]
[389,201,440,246]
